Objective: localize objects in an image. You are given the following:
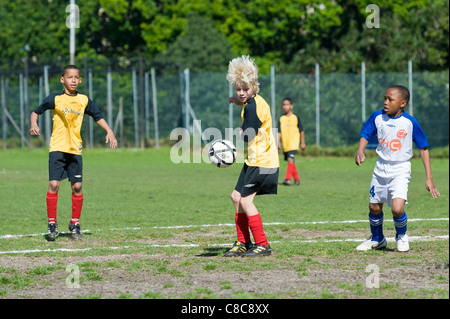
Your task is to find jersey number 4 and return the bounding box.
[370,186,375,198]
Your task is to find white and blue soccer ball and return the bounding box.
[208,139,236,168]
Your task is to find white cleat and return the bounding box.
[356,236,387,251]
[396,234,410,252]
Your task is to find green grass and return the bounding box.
[0,147,448,299]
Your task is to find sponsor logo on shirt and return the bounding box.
[378,138,402,152]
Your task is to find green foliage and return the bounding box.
[0,0,448,73]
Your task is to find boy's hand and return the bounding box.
[105,131,118,148]
[228,96,243,106]
[355,150,365,166]
[425,179,440,199]
[29,124,40,136]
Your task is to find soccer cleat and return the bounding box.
[282,179,291,186]
[47,222,59,241]
[68,222,82,240]
[356,236,387,251]
[293,180,300,186]
[240,244,272,257]
[224,241,253,257]
[396,234,409,252]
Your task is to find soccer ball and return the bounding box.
[208,139,236,168]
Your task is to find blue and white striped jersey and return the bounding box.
[360,110,429,163]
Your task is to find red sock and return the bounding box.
[248,214,269,246]
[46,191,58,223]
[235,212,251,243]
[285,163,293,180]
[71,193,83,224]
[292,163,299,181]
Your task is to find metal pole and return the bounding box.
[408,60,413,116]
[361,61,366,123]
[69,0,76,65]
[132,68,139,148]
[315,63,320,147]
[107,67,113,127]
[88,68,94,147]
[184,68,190,133]
[44,65,50,148]
[270,65,276,123]
[19,73,24,148]
[150,67,159,148]
[144,71,150,139]
[1,76,6,149]
[228,84,233,140]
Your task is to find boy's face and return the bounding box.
[60,68,81,94]
[384,88,407,117]
[234,84,255,104]
[282,100,293,114]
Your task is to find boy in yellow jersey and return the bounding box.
[277,98,306,186]
[30,65,117,241]
[225,55,279,257]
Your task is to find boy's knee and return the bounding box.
[369,203,383,215]
[48,180,60,193]
[71,182,82,195]
[230,191,241,204]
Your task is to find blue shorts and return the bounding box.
[49,151,83,183]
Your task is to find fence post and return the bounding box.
[315,63,320,147]
[361,61,366,123]
[150,67,159,148]
[132,68,139,148]
[408,60,413,116]
[1,76,6,149]
[228,84,233,141]
[19,73,24,148]
[271,65,276,123]
[44,65,50,148]
[88,68,94,147]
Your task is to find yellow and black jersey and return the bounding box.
[34,91,103,155]
[241,94,279,168]
[278,113,304,153]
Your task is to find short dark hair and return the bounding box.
[282,97,292,104]
[62,65,80,77]
[388,85,410,105]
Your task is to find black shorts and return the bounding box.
[284,150,297,161]
[49,151,83,183]
[234,164,279,196]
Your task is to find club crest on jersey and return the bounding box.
[397,129,407,138]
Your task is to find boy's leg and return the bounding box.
[230,190,251,244]
[391,198,409,251]
[47,181,61,223]
[239,193,269,247]
[71,182,83,225]
[356,203,387,251]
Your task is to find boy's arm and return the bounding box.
[96,118,118,148]
[300,130,306,150]
[355,137,369,166]
[277,132,281,149]
[29,112,40,136]
[419,147,440,198]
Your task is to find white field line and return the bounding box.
[0,218,448,240]
[0,235,448,255]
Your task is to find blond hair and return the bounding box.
[226,55,260,93]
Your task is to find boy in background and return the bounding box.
[277,98,306,185]
[30,65,117,241]
[355,85,440,252]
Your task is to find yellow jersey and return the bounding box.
[241,94,279,168]
[278,113,303,153]
[34,91,103,155]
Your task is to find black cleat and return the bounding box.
[68,222,82,240]
[240,244,272,257]
[47,222,59,241]
[293,180,300,186]
[224,241,253,257]
[282,179,291,186]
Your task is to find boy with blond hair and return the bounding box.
[225,55,279,257]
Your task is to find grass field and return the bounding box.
[0,147,448,301]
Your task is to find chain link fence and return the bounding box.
[1,58,448,150]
